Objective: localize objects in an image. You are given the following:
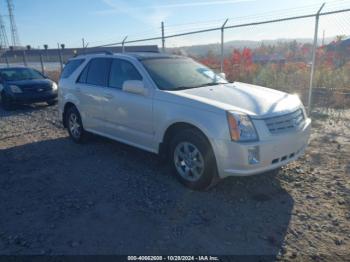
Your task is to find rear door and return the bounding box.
[103,58,154,151]
[75,57,112,131]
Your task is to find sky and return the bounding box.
[1,0,350,49]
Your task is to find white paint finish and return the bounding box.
[74,83,108,131]
[173,82,301,117]
[102,86,155,150]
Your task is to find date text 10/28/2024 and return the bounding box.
[127,256,219,261]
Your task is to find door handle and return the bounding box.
[104,93,114,99]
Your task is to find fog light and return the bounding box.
[248,146,260,165]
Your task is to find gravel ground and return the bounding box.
[0,104,349,260]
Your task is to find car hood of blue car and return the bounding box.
[5,78,53,87]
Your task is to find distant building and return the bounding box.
[325,38,350,67]
[0,45,159,63]
[326,38,350,53]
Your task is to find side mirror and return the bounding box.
[122,80,146,95]
[218,72,226,79]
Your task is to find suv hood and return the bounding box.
[170,82,302,118]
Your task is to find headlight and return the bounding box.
[52,82,58,90]
[226,111,258,142]
[9,85,22,93]
[292,94,307,118]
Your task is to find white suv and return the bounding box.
[58,52,311,190]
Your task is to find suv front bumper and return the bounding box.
[212,118,311,178]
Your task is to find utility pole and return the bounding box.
[307,3,325,116]
[6,0,20,48]
[322,30,325,46]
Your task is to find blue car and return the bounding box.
[0,67,58,110]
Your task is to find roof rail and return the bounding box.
[74,50,114,57]
[128,50,160,53]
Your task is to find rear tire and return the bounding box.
[170,129,218,190]
[66,106,86,143]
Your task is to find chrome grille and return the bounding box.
[264,109,305,134]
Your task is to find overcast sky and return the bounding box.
[2,0,350,48]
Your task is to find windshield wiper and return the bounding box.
[171,82,227,91]
[191,82,227,88]
[173,86,199,90]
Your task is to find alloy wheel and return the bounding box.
[173,142,205,182]
[69,113,81,139]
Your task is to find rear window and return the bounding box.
[61,59,84,79]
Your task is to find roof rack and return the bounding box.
[124,50,160,53]
[74,50,114,57]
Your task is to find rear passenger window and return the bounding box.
[86,58,111,86]
[109,59,142,89]
[61,59,84,79]
[77,63,89,83]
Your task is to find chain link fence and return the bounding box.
[0,5,349,120]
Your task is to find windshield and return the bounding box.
[141,58,227,90]
[0,68,45,81]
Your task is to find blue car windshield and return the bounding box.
[0,68,45,81]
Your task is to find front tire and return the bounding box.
[66,107,86,143]
[170,129,218,190]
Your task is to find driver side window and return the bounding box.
[109,59,142,89]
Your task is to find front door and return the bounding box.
[102,58,154,151]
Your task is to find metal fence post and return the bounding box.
[122,36,128,53]
[40,53,45,74]
[58,44,63,72]
[161,21,165,52]
[5,53,9,67]
[308,3,325,116]
[22,50,27,66]
[221,19,228,73]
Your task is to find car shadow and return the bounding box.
[0,136,293,257]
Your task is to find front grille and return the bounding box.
[21,85,51,93]
[264,109,305,134]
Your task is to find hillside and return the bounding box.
[166,37,335,57]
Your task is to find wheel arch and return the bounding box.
[62,102,77,128]
[159,121,213,160]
